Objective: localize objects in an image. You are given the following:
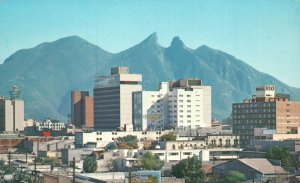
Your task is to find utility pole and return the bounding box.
[34,157,37,183]
[7,151,12,166]
[72,157,75,183]
[252,168,255,183]
[25,150,28,164]
[129,170,132,183]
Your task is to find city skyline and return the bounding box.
[0,0,300,88]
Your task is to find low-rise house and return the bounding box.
[28,139,74,154]
[213,158,288,182]
[61,148,94,165]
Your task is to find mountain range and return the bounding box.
[0,33,299,121]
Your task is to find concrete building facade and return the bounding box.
[94,67,142,131]
[71,91,94,128]
[232,85,300,146]
[75,130,170,148]
[133,79,211,130]
[35,119,66,131]
[0,86,24,132]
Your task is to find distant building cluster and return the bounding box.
[71,66,212,132]
[35,119,66,131]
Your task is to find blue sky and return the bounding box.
[1,0,300,87]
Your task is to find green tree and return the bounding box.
[171,155,205,183]
[160,132,176,141]
[0,160,14,183]
[83,156,98,173]
[222,170,246,183]
[266,146,294,166]
[105,142,117,151]
[117,135,138,149]
[141,152,164,170]
[42,156,61,166]
[146,176,158,183]
[0,160,33,183]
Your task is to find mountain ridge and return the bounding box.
[0,33,299,121]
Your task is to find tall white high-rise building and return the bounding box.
[133,79,211,130]
[94,67,142,131]
[0,86,24,132]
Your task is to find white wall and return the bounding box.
[134,83,211,130]
[78,130,170,148]
[120,84,142,129]
[4,99,24,132]
[139,149,210,163]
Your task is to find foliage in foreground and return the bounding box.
[171,155,205,183]
[160,132,176,141]
[83,156,98,173]
[141,152,164,170]
[117,135,138,149]
[221,170,246,183]
[266,146,294,166]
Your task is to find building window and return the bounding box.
[169,152,178,156]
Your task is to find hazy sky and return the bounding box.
[1,0,300,87]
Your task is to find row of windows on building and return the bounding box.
[233,103,276,108]
[234,125,275,130]
[168,112,201,115]
[96,131,162,135]
[169,115,201,118]
[233,114,276,119]
[168,104,201,108]
[181,105,199,108]
[151,94,200,98]
[233,119,275,124]
[233,108,276,113]
[165,94,201,98]
[96,136,162,141]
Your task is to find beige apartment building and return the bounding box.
[232,85,300,146]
